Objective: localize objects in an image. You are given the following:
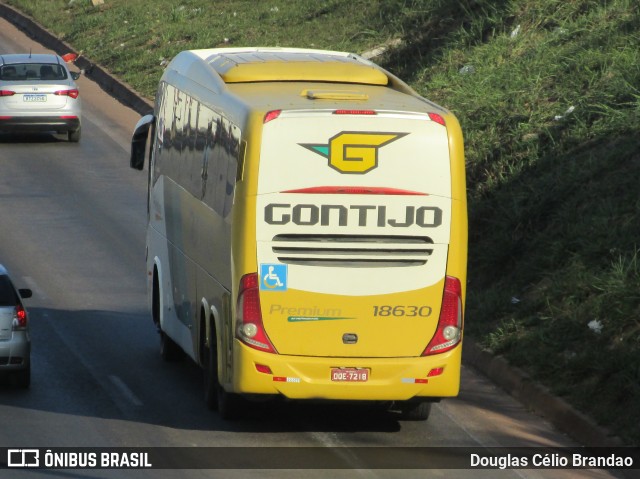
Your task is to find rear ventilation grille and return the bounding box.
[271,234,433,267]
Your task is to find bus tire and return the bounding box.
[217,385,242,421]
[160,331,183,361]
[203,334,219,411]
[398,401,432,421]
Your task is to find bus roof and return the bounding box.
[161,48,448,125]
[189,47,389,85]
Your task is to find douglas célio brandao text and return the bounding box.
[470,452,634,469]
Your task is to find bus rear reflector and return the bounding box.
[236,273,277,353]
[422,276,462,356]
[255,363,273,374]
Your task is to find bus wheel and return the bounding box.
[203,338,218,411]
[398,401,432,421]
[217,385,242,421]
[160,331,183,361]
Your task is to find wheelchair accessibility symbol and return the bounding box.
[260,264,288,291]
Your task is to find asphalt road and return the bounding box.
[0,15,622,479]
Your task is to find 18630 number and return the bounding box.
[373,305,432,317]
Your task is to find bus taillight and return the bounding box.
[236,273,277,354]
[422,276,462,356]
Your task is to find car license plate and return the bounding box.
[23,94,47,102]
[331,368,369,382]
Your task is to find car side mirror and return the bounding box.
[71,71,82,81]
[18,288,32,299]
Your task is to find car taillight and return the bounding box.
[12,304,27,330]
[422,276,463,356]
[236,273,277,354]
[55,89,79,99]
[0,90,15,97]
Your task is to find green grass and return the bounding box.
[5,0,639,445]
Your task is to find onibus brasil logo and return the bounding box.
[300,131,407,174]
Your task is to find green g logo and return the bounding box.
[301,132,407,174]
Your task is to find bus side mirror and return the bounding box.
[130,114,155,170]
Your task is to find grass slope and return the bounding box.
[4,0,638,445]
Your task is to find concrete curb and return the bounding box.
[0,0,631,456]
[463,339,626,448]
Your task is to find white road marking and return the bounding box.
[309,431,381,477]
[108,374,144,407]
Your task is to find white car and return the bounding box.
[0,264,32,388]
[0,53,82,142]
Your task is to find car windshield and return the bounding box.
[0,63,68,81]
[0,275,18,306]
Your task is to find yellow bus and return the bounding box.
[130,47,467,420]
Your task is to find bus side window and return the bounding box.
[201,113,239,218]
[153,82,174,185]
[222,124,241,218]
[187,97,197,152]
[183,98,202,197]
[203,114,221,212]
[168,89,186,182]
[213,118,231,215]
[200,106,214,200]
[175,93,192,189]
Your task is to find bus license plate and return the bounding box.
[331,368,369,382]
[23,94,47,102]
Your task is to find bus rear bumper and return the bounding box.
[229,342,462,401]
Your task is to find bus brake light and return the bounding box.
[236,273,277,354]
[422,276,462,355]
